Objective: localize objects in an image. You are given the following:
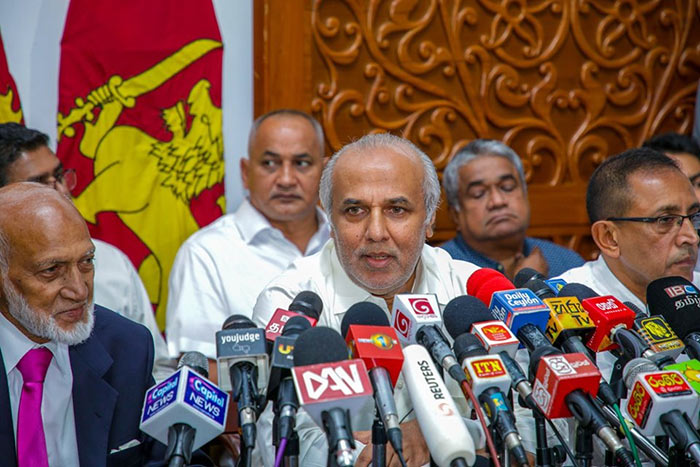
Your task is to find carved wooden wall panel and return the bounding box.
[255,0,700,259]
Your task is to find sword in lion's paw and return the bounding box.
[57,38,222,140]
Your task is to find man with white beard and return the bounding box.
[0,183,156,466]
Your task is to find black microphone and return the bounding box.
[453,333,529,467]
[167,352,210,467]
[289,290,324,320]
[215,315,268,457]
[515,268,556,300]
[340,302,404,459]
[269,315,313,445]
[293,327,372,467]
[647,276,700,338]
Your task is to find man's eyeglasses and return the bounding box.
[606,213,700,234]
[28,165,77,191]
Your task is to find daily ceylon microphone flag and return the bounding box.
[56,0,225,329]
[0,29,22,124]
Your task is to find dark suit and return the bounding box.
[0,305,156,466]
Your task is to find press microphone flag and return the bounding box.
[140,366,229,450]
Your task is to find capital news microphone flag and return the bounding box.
[56,0,225,328]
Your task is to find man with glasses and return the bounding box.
[0,123,172,381]
[557,147,700,310]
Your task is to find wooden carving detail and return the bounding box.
[309,0,700,249]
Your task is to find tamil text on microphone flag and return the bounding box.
[56,0,225,328]
[0,28,23,124]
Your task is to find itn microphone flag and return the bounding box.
[56,0,225,328]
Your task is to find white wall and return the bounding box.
[0,0,252,211]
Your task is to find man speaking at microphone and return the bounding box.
[0,184,155,466]
[557,147,700,309]
[252,133,486,466]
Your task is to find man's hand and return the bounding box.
[513,246,549,278]
[354,419,429,466]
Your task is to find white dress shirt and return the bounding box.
[251,240,485,467]
[0,312,79,465]
[166,198,331,359]
[93,239,173,382]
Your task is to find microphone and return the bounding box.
[267,315,313,445]
[215,315,269,454]
[292,327,373,467]
[401,344,476,466]
[140,351,229,467]
[288,290,323,318]
[265,291,322,342]
[515,268,556,300]
[623,300,686,360]
[531,351,635,466]
[647,276,700,339]
[341,302,405,458]
[558,284,644,359]
[622,357,700,463]
[466,269,550,342]
[442,295,520,358]
[391,293,465,384]
[453,333,529,467]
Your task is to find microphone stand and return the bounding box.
[574,425,593,467]
[284,432,299,467]
[371,415,386,467]
[533,409,552,467]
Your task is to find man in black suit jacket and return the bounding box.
[0,183,156,466]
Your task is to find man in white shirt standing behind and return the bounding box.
[166,109,331,364]
[557,147,700,309]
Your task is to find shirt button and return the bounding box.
[396,381,404,389]
[496,264,504,272]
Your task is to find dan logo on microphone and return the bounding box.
[296,360,372,400]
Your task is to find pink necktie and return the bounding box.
[16,347,53,467]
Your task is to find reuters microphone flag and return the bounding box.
[0,29,23,124]
[56,0,224,328]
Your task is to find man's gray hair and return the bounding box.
[319,133,441,226]
[247,109,324,155]
[443,139,527,210]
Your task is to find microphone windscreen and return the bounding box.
[453,332,487,362]
[293,327,348,366]
[222,314,256,330]
[466,269,515,305]
[178,351,209,378]
[647,276,700,338]
[514,267,545,288]
[623,301,645,317]
[442,295,493,339]
[289,290,323,319]
[622,357,659,389]
[340,301,389,338]
[557,283,599,301]
[282,315,313,337]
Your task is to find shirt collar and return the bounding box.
[0,311,68,377]
[235,198,330,246]
[590,255,646,310]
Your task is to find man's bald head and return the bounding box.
[0,183,95,344]
[0,183,87,269]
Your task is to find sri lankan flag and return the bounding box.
[56,0,225,328]
[0,28,23,124]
